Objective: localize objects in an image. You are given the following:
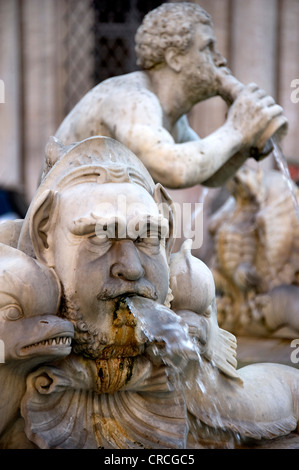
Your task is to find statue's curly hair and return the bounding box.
[135,2,212,70]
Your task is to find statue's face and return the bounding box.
[182,23,227,99]
[49,182,170,349]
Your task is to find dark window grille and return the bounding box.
[92,0,164,83]
[62,0,165,115]
[62,0,95,115]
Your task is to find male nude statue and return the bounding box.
[54,2,286,189]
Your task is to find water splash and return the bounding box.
[125,296,243,447]
[271,137,299,223]
[126,296,200,371]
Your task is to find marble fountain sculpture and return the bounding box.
[208,165,299,339]
[0,2,298,450]
[52,1,295,363]
[0,136,298,449]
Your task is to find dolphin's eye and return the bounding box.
[0,304,23,321]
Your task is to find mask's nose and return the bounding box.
[110,240,145,281]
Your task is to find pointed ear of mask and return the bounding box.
[153,183,176,259]
[29,189,58,267]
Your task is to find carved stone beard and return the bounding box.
[59,295,113,360]
[59,286,174,361]
[58,293,160,394]
[181,63,219,106]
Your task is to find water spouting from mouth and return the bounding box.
[125,297,229,439]
[125,296,200,371]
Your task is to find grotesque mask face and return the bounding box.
[45,182,170,360]
[17,136,175,392]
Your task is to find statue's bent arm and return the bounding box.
[113,119,244,189]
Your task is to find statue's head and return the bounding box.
[18,136,175,360]
[135,2,212,70]
[0,243,73,364]
[135,2,226,99]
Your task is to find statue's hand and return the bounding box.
[226,83,284,149]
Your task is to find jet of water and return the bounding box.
[271,136,299,223]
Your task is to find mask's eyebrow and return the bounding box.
[71,213,127,238]
[71,213,169,239]
[70,213,102,236]
[128,214,169,239]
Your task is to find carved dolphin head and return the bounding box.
[0,244,74,364]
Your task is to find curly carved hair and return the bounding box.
[135,2,212,70]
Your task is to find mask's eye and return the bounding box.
[0,304,23,321]
[135,235,161,255]
[88,233,110,245]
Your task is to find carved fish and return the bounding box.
[0,244,74,448]
[169,239,239,380]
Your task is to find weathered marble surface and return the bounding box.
[0,2,297,450]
